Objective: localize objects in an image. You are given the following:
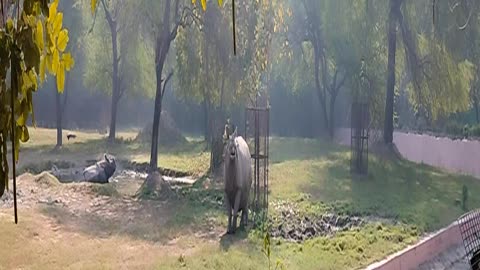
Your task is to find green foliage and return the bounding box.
[83,0,147,98]
[0,0,73,196]
[462,185,468,211]
[262,231,286,270]
[410,34,474,122]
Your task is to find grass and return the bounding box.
[17,128,210,176]
[3,128,480,269]
[268,138,480,232]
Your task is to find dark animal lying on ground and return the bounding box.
[82,154,116,183]
[66,133,77,140]
[224,127,252,234]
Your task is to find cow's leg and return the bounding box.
[226,193,233,234]
[232,190,242,233]
[240,207,248,228]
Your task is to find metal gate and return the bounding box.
[350,102,369,175]
[244,106,270,225]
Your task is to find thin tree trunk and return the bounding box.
[55,90,62,148]
[314,53,329,133]
[148,0,182,172]
[203,98,209,144]
[474,97,479,124]
[329,96,336,139]
[150,59,165,171]
[384,0,399,144]
[472,96,480,124]
[108,22,119,143]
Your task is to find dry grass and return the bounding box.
[0,210,207,270]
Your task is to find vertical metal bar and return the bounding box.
[232,0,236,55]
[255,109,259,213]
[265,104,270,216]
[10,72,18,224]
[244,109,247,139]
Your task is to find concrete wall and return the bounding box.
[336,128,480,179]
[365,222,463,270]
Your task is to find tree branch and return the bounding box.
[335,71,347,97]
[101,0,116,29]
[161,70,174,98]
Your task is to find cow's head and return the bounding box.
[224,127,238,161]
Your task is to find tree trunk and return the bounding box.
[203,99,209,143]
[149,0,177,171]
[55,90,62,148]
[329,96,336,139]
[384,0,399,144]
[108,21,119,143]
[314,53,329,133]
[474,96,479,124]
[150,64,164,171]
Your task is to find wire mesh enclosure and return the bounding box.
[244,106,270,225]
[350,102,369,175]
[458,209,480,269]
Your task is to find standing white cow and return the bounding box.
[224,127,252,234]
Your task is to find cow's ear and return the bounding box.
[232,127,238,138]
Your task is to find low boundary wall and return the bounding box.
[365,222,463,270]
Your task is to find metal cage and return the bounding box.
[350,102,369,175]
[244,106,270,225]
[458,209,480,269]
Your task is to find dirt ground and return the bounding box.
[0,129,231,269]
[0,171,229,269]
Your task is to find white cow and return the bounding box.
[224,127,252,234]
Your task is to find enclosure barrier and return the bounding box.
[244,106,270,226]
[350,102,369,175]
[458,209,480,269]
[365,221,463,270]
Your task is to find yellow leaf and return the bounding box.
[48,1,57,23]
[218,0,223,6]
[56,62,65,92]
[62,52,74,71]
[39,55,46,82]
[28,70,38,90]
[53,12,63,37]
[201,0,206,10]
[20,126,29,143]
[91,0,97,14]
[35,20,44,50]
[6,18,13,33]
[57,29,68,52]
[52,50,59,75]
[46,54,55,74]
[192,0,196,4]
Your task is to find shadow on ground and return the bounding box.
[40,187,225,244]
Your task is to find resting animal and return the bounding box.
[82,154,116,183]
[224,127,252,234]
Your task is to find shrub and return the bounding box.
[469,124,480,137]
[444,122,464,136]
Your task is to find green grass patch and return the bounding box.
[269,138,480,232]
